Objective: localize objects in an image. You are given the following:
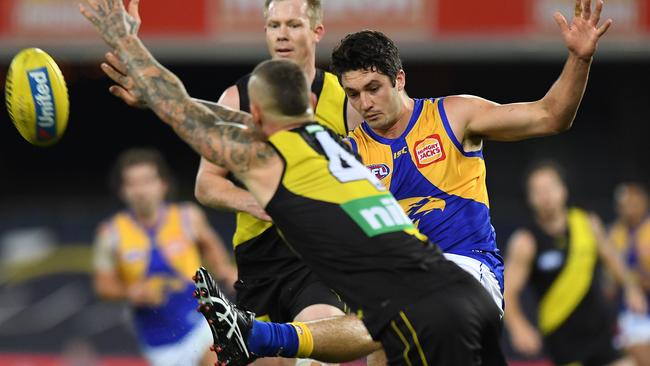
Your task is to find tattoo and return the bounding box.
[90,3,140,48]
[116,37,276,174]
[194,99,256,129]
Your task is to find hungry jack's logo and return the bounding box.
[413,134,445,168]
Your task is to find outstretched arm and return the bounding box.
[194,87,271,220]
[80,0,276,174]
[446,0,612,143]
[504,229,543,356]
[101,50,253,129]
[102,48,271,218]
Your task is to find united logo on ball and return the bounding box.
[5,48,69,146]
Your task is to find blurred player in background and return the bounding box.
[341,0,611,320]
[93,148,237,366]
[101,1,361,364]
[609,182,650,365]
[504,161,645,365]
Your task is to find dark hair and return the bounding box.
[614,181,649,202]
[251,59,311,117]
[524,159,568,188]
[109,148,174,196]
[330,30,403,86]
[264,0,323,28]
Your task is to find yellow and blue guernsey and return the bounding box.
[609,215,650,313]
[265,123,466,337]
[107,204,203,347]
[348,98,504,290]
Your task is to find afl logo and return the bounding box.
[413,134,446,168]
[368,164,390,180]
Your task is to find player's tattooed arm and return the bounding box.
[193,99,257,129]
[117,38,274,173]
[79,0,276,173]
[101,49,254,129]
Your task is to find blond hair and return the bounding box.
[264,0,323,28]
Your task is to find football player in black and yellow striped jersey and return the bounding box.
[194,2,364,364]
[100,2,362,365]
[504,162,646,365]
[83,2,505,363]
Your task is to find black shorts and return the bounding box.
[548,329,622,366]
[234,228,346,322]
[378,276,506,366]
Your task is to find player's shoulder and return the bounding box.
[508,228,538,256]
[98,210,126,227]
[177,201,205,221]
[234,73,252,89]
[94,215,122,242]
[96,219,112,235]
[347,122,368,139]
[321,69,346,94]
[437,94,494,115]
[219,84,241,110]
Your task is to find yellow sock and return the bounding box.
[290,322,314,358]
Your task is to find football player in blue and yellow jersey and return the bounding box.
[93,148,237,366]
[334,4,612,318]
[609,183,650,365]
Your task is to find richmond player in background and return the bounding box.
[609,182,650,365]
[504,162,645,365]
[93,148,237,366]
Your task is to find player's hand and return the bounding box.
[624,283,648,315]
[510,321,543,356]
[101,51,147,109]
[79,0,141,49]
[242,196,272,221]
[554,0,613,61]
[126,281,164,307]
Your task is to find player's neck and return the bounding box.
[300,57,317,85]
[377,94,414,139]
[132,207,162,228]
[266,115,313,135]
[624,215,645,230]
[535,207,568,236]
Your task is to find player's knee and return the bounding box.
[293,304,345,323]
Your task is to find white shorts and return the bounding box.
[617,310,650,348]
[142,320,213,366]
[444,253,504,317]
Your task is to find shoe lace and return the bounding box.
[212,296,250,358]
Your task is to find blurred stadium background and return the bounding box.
[1,0,649,365]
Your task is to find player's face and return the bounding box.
[265,0,322,66]
[616,187,648,225]
[527,168,568,215]
[120,163,167,216]
[341,69,405,131]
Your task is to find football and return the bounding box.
[5,48,69,146]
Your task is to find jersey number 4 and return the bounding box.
[314,130,385,191]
